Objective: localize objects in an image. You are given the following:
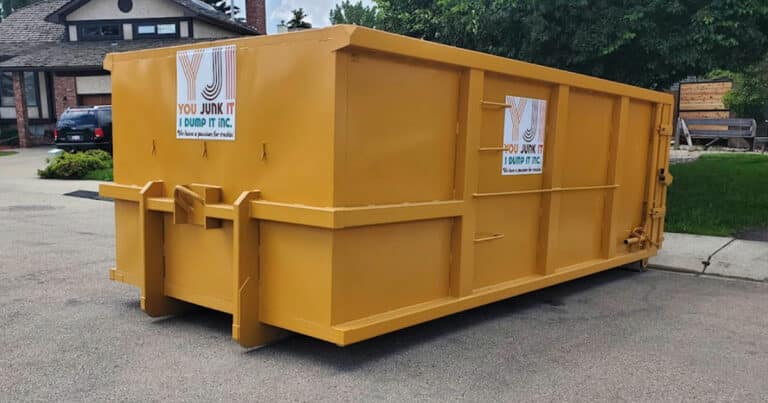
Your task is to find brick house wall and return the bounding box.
[53,75,77,120]
[11,72,29,148]
[245,0,266,35]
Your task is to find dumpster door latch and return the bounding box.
[658,168,673,186]
[657,124,673,137]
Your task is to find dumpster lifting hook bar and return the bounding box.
[173,185,204,214]
[480,100,513,108]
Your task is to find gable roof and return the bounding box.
[0,0,68,43]
[45,0,259,35]
[0,0,258,71]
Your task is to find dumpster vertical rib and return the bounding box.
[537,85,570,275]
[652,104,673,248]
[602,96,629,258]
[232,190,285,347]
[138,180,187,316]
[641,105,664,246]
[450,68,484,297]
[649,105,665,247]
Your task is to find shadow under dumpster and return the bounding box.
[253,268,646,371]
[140,267,644,371]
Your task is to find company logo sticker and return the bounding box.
[177,45,236,141]
[502,95,547,175]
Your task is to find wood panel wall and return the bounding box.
[678,81,732,112]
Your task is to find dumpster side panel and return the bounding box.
[325,33,671,343]
[473,195,541,289]
[553,90,615,269]
[477,74,550,193]
[110,38,337,206]
[163,218,233,313]
[333,50,461,206]
[330,219,453,324]
[561,91,613,188]
[107,35,340,329]
[473,74,552,287]
[259,222,335,339]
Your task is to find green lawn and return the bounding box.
[0,151,17,157]
[666,153,768,236]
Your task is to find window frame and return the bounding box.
[133,20,180,39]
[23,72,39,108]
[0,72,14,107]
[77,21,124,41]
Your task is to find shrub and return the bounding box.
[83,149,113,167]
[709,58,768,121]
[38,150,113,179]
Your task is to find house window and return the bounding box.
[0,72,14,107]
[78,23,123,41]
[157,24,177,35]
[23,72,38,108]
[135,22,179,38]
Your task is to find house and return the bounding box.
[0,0,266,147]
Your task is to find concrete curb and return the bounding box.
[649,233,768,282]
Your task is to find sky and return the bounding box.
[231,0,375,34]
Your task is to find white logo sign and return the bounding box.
[176,45,236,141]
[502,95,547,175]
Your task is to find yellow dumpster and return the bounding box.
[100,25,673,347]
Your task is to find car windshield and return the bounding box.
[59,111,97,127]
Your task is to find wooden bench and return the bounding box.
[676,118,768,150]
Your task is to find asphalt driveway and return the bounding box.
[1,148,767,401]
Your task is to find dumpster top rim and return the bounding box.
[103,24,672,104]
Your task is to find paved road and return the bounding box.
[2,149,768,401]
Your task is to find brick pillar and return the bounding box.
[245,0,266,35]
[53,74,77,119]
[12,72,29,148]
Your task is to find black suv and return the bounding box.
[54,106,112,152]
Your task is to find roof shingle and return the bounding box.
[171,0,258,35]
[0,0,68,43]
[0,38,207,69]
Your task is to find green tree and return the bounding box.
[371,0,768,89]
[330,1,378,27]
[1,0,35,19]
[200,0,239,16]
[287,8,312,29]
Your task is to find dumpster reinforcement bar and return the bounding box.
[100,179,658,346]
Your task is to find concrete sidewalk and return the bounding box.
[650,233,768,282]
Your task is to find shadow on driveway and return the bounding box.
[148,268,643,370]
